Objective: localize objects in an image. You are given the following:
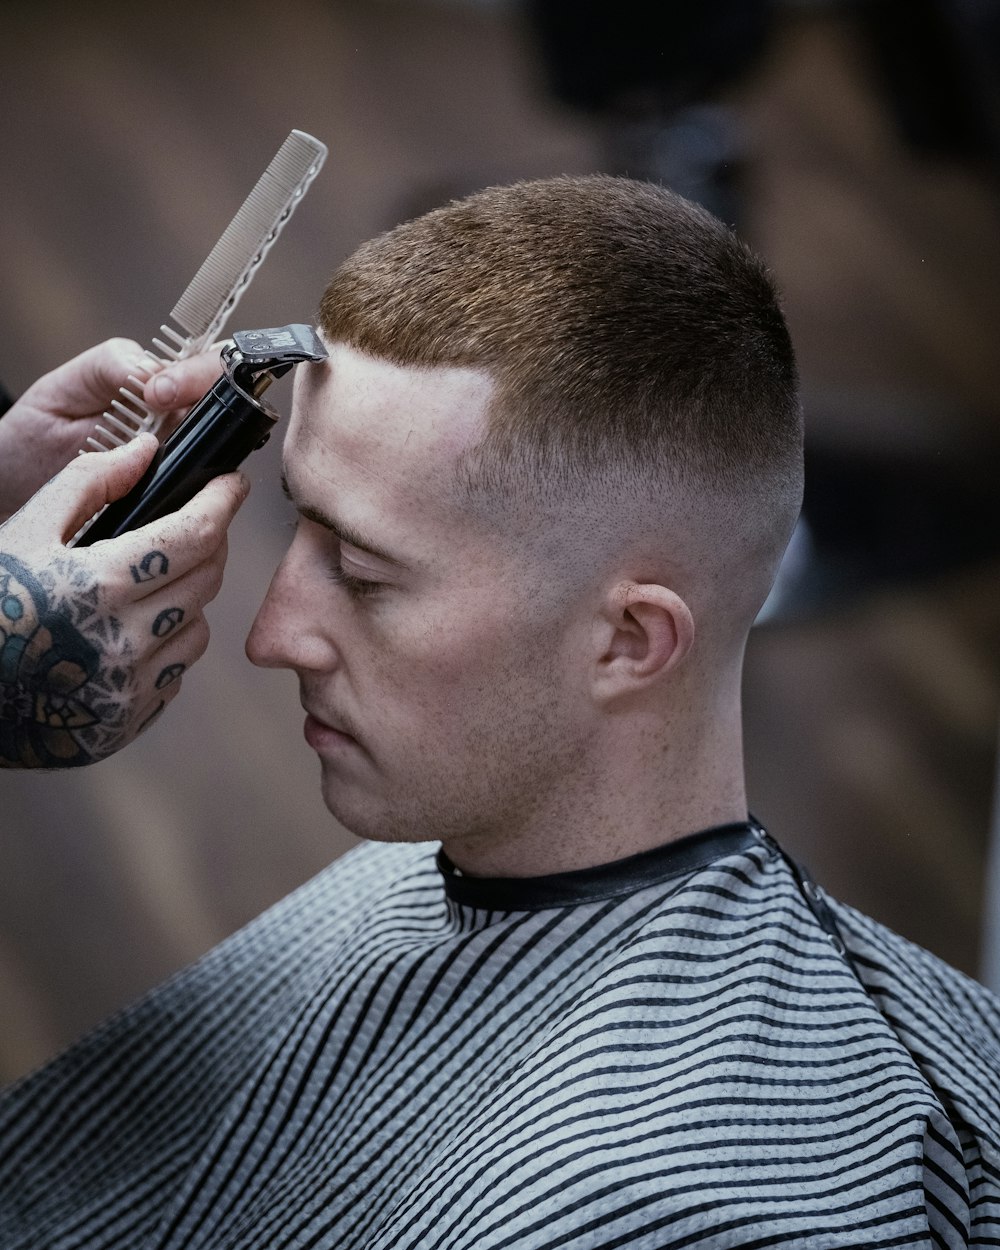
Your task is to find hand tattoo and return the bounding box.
[0,552,136,768]
[152,607,184,638]
[130,550,169,584]
[155,663,185,690]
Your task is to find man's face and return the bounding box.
[246,343,594,862]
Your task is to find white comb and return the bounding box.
[89,129,327,451]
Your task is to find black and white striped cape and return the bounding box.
[1,822,998,1249]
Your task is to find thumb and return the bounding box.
[32,337,146,417]
[39,436,160,542]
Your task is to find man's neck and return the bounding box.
[442,707,748,879]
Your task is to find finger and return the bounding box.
[112,472,249,584]
[6,435,159,542]
[143,350,225,412]
[133,690,174,738]
[149,614,211,688]
[32,338,146,417]
[135,615,214,736]
[139,548,227,636]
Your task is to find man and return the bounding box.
[0,341,245,766]
[1,177,997,1248]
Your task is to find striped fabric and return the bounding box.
[1,825,998,1248]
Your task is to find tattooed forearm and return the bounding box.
[0,552,137,768]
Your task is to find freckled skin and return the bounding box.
[247,343,749,878]
[247,346,599,868]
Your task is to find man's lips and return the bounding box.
[303,710,360,752]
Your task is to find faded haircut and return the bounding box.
[319,175,802,545]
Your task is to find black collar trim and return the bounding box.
[436,820,766,911]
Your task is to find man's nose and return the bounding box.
[245,549,338,672]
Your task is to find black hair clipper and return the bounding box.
[75,324,327,545]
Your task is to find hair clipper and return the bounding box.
[74,324,327,546]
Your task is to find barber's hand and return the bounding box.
[0,339,222,521]
[0,435,248,769]
[140,351,225,415]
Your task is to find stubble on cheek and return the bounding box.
[391,634,584,847]
[319,522,589,848]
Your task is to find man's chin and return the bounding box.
[319,774,436,846]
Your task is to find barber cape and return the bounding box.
[1,823,998,1249]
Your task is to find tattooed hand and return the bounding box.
[0,338,222,521]
[0,435,248,768]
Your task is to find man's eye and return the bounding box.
[328,562,383,599]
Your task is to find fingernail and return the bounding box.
[151,373,178,406]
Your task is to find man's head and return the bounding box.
[247,176,802,873]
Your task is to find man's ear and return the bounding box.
[591,582,694,702]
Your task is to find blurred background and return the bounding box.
[1,0,998,1083]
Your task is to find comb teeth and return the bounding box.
[170,129,327,349]
[86,348,164,450]
[86,130,327,453]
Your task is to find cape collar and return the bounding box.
[436,820,766,912]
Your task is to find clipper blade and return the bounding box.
[88,129,327,452]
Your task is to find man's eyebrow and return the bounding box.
[280,470,407,568]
